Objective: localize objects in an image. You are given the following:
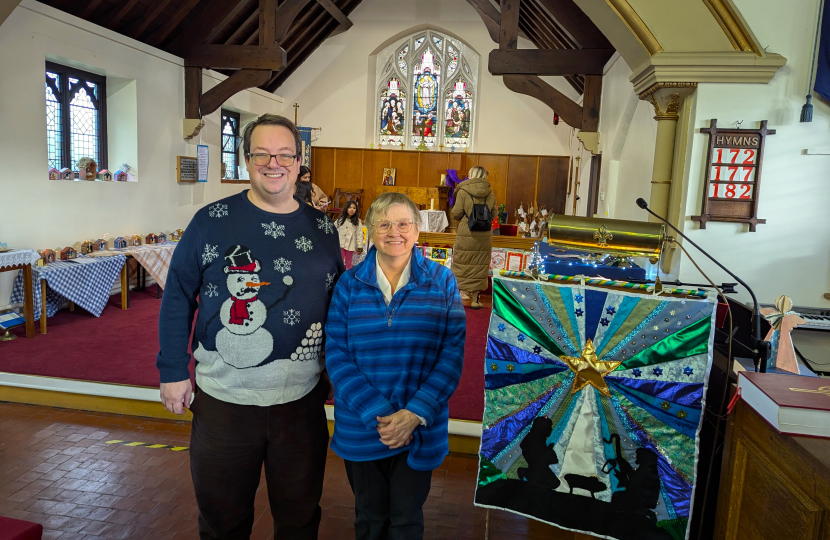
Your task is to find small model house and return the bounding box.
[157,232,167,243]
[60,168,73,181]
[59,247,77,260]
[171,229,184,241]
[113,237,127,249]
[115,170,128,182]
[98,169,113,182]
[81,241,94,254]
[145,233,158,245]
[78,158,97,181]
[40,249,56,265]
[129,235,142,246]
[93,239,108,251]
[48,168,60,180]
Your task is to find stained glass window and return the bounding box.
[446,45,458,78]
[443,79,472,149]
[378,77,406,147]
[45,72,62,170]
[221,110,240,179]
[45,62,107,173]
[375,31,478,150]
[397,44,408,76]
[411,48,441,148]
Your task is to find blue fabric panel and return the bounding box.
[584,289,608,341]
[486,336,565,366]
[484,367,568,390]
[606,377,704,408]
[596,296,641,355]
[480,393,555,460]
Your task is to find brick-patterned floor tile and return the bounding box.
[0,402,565,540]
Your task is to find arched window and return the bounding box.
[375,30,479,150]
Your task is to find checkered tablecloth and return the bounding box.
[10,255,126,319]
[91,243,177,289]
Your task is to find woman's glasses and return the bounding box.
[374,219,415,234]
[247,153,298,167]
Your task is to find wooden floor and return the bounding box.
[0,402,592,540]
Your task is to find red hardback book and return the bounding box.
[738,371,830,438]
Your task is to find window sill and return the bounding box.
[221,179,250,184]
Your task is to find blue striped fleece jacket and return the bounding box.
[325,246,466,471]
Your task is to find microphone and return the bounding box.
[636,198,769,372]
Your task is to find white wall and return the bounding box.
[676,0,830,307]
[0,1,283,305]
[276,0,576,155]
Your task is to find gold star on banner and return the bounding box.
[678,410,687,419]
[559,340,622,397]
[507,364,515,372]
[491,363,498,372]
[670,310,676,316]
[661,401,671,411]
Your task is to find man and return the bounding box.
[157,114,344,540]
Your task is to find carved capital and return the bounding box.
[641,83,696,121]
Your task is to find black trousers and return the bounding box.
[344,453,433,540]
[189,379,329,540]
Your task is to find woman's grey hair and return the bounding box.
[365,192,422,237]
[469,166,488,180]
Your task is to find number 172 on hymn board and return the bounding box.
[708,146,757,200]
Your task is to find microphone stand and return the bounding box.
[635,198,770,372]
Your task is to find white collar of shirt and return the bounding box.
[375,255,411,305]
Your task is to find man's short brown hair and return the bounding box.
[242,114,303,160]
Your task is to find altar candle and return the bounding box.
[430,198,434,210]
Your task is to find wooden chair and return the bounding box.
[327,188,364,221]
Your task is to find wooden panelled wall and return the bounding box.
[310,148,570,220]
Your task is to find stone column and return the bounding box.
[646,93,680,222]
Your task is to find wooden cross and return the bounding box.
[293,103,299,124]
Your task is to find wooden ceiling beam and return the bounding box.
[489,49,613,75]
[79,0,105,20]
[169,0,251,54]
[129,0,174,40]
[185,45,286,70]
[264,0,359,92]
[522,0,570,49]
[274,0,314,43]
[464,0,500,43]
[536,0,612,49]
[503,74,582,128]
[105,0,141,29]
[225,7,259,45]
[147,0,202,47]
[581,74,601,131]
[260,0,277,44]
[499,0,521,50]
[316,0,352,36]
[200,69,273,116]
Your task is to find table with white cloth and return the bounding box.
[418,209,449,233]
[0,249,39,338]
[89,242,177,306]
[10,254,126,334]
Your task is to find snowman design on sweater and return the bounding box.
[195,244,325,371]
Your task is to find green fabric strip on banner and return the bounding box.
[620,317,712,370]
[657,518,689,540]
[493,279,566,358]
[478,455,507,486]
[598,298,661,357]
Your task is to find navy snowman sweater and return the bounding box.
[157,191,344,406]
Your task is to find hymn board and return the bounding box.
[692,119,774,232]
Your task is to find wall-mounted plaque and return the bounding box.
[177,156,198,183]
[692,119,775,232]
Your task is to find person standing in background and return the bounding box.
[335,200,364,269]
[299,165,329,211]
[450,166,497,309]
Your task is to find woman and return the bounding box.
[298,165,329,210]
[294,180,314,206]
[335,200,364,269]
[451,166,497,309]
[326,192,466,540]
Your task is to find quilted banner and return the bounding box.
[475,277,716,540]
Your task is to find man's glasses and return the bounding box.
[374,219,415,234]
[247,153,298,167]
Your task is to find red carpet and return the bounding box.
[0,288,490,421]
